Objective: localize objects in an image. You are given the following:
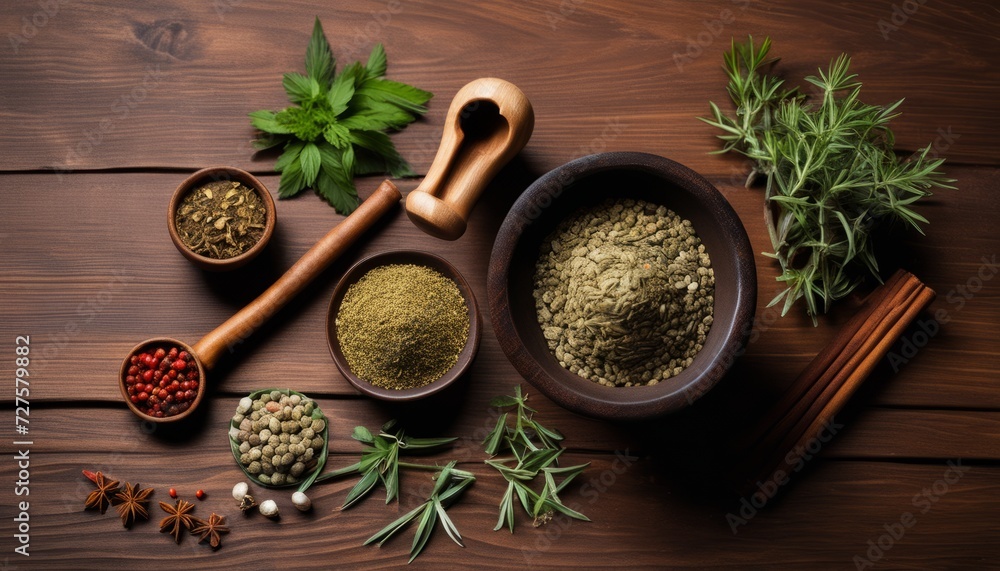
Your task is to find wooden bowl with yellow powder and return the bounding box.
[326,250,482,401]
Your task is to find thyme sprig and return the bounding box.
[484,386,590,532]
[700,36,954,322]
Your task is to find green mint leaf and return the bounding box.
[348,130,414,177]
[323,123,350,148]
[315,168,359,214]
[299,142,321,184]
[347,98,416,129]
[327,71,355,116]
[341,144,355,178]
[248,110,292,135]
[282,72,317,104]
[365,43,387,77]
[277,158,307,198]
[351,148,390,175]
[356,79,432,114]
[305,17,335,86]
[250,18,431,213]
[251,134,285,150]
[274,140,304,172]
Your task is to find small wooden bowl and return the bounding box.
[488,152,757,421]
[168,166,276,271]
[327,251,482,401]
[119,337,207,424]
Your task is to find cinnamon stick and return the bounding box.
[735,270,911,455]
[757,286,936,487]
[738,270,936,497]
[743,271,916,456]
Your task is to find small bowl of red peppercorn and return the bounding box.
[119,338,205,423]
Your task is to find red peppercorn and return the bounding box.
[168,488,177,498]
[195,489,205,500]
[126,343,199,419]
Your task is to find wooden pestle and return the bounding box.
[191,179,401,369]
[405,78,534,240]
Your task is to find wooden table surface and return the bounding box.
[2,1,998,569]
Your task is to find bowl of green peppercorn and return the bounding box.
[488,152,756,421]
[326,250,482,401]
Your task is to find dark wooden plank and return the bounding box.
[4,439,997,569]
[0,0,996,173]
[2,165,996,409]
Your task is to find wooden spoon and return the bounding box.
[405,78,534,240]
[120,179,402,423]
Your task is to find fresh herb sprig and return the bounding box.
[484,386,590,532]
[303,419,464,508]
[250,18,431,214]
[700,36,954,322]
[364,462,475,563]
[305,420,473,563]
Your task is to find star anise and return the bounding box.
[83,470,120,514]
[191,513,229,549]
[159,499,196,543]
[115,482,153,527]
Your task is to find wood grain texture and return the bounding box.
[0,0,997,173]
[2,0,1000,568]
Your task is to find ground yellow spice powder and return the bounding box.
[336,264,469,390]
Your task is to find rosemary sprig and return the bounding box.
[484,386,590,532]
[364,461,475,563]
[700,36,954,322]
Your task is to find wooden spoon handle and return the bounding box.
[192,180,402,369]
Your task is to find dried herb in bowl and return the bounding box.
[229,389,329,488]
[533,198,715,387]
[335,264,469,390]
[174,180,267,259]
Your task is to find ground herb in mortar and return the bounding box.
[533,198,714,387]
[336,264,469,390]
[175,180,267,259]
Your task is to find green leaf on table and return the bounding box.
[299,142,321,183]
[305,17,335,86]
[249,18,431,214]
